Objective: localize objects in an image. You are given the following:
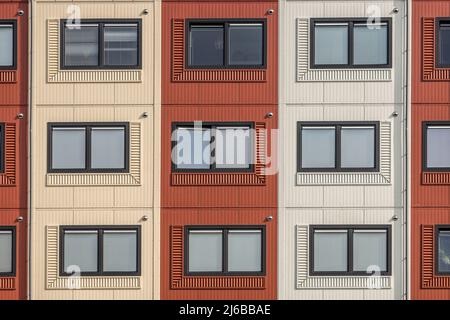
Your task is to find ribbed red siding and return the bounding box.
[0,0,28,300]
[412,0,450,300]
[161,0,278,300]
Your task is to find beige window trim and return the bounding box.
[296,122,391,186]
[296,18,392,82]
[46,226,141,290]
[46,123,141,186]
[47,19,142,83]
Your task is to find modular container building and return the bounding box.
[411,0,450,300]
[30,0,161,299]
[278,0,407,300]
[0,0,28,300]
[161,0,278,299]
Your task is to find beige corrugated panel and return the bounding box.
[31,1,161,300]
[279,0,406,300]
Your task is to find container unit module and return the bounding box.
[278,0,407,300]
[30,0,161,299]
[0,0,28,300]
[411,0,450,300]
[160,0,278,299]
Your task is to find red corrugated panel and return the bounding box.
[412,0,450,300]
[161,105,277,208]
[0,3,27,106]
[0,210,27,300]
[162,1,278,105]
[0,1,27,301]
[161,209,277,300]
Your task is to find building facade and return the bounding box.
[278,0,407,300]
[411,0,450,300]
[0,0,28,300]
[30,0,161,299]
[160,0,278,299]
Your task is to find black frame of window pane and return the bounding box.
[310,18,392,69]
[435,225,450,275]
[0,226,16,277]
[171,122,255,173]
[436,18,450,68]
[0,123,4,173]
[309,225,391,276]
[185,19,267,69]
[422,121,450,172]
[0,20,17,70]
[297,121,380,172]
[47,122,130,173]
[60,19,142,70]
[59,225,141,277]
[184,225,266,277]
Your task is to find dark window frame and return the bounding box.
[0,226,16,277]
[436,18,450,68]
[47,122,130,174]
[422,121,450,172]
[59,225,141,277]
[0,123,4,173]
[297,121,380,172]
[309,225,392,277]
[310,17,392,69]
[185,19,267,69]
[60,19,142,70]
[0,20,17,70]
[435,225,450,275]
[184,225,266,277]
[171,122,255,173]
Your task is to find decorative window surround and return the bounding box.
[296,225,391,289]
[0,123,16,186]
[423,18,450,81]
[296,18,392,82]
[45,226,141,290]
[297,122,391,185]
[421,225,450,288]
[171,122,266,186]
[422,172,450,185]
[0,71,16,83]
[46,123,141,186]
[171,19,266,82]
[170,226,265,289]
[0,278,15,290]
[47,20,141,83]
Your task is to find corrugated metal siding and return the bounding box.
[279,0,406,300]
[161,105,277,209]
[161,1,278,105]
[0,0,28,300]
[0,211,27,300]
[411,0,450,300]
[31,0,161,300]
[161,0,278,299]
[161,209,277,300]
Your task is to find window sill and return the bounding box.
[0,278,15,290]
[171,172,265,186]
[422,172,450,185]
[0,70,16,83]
